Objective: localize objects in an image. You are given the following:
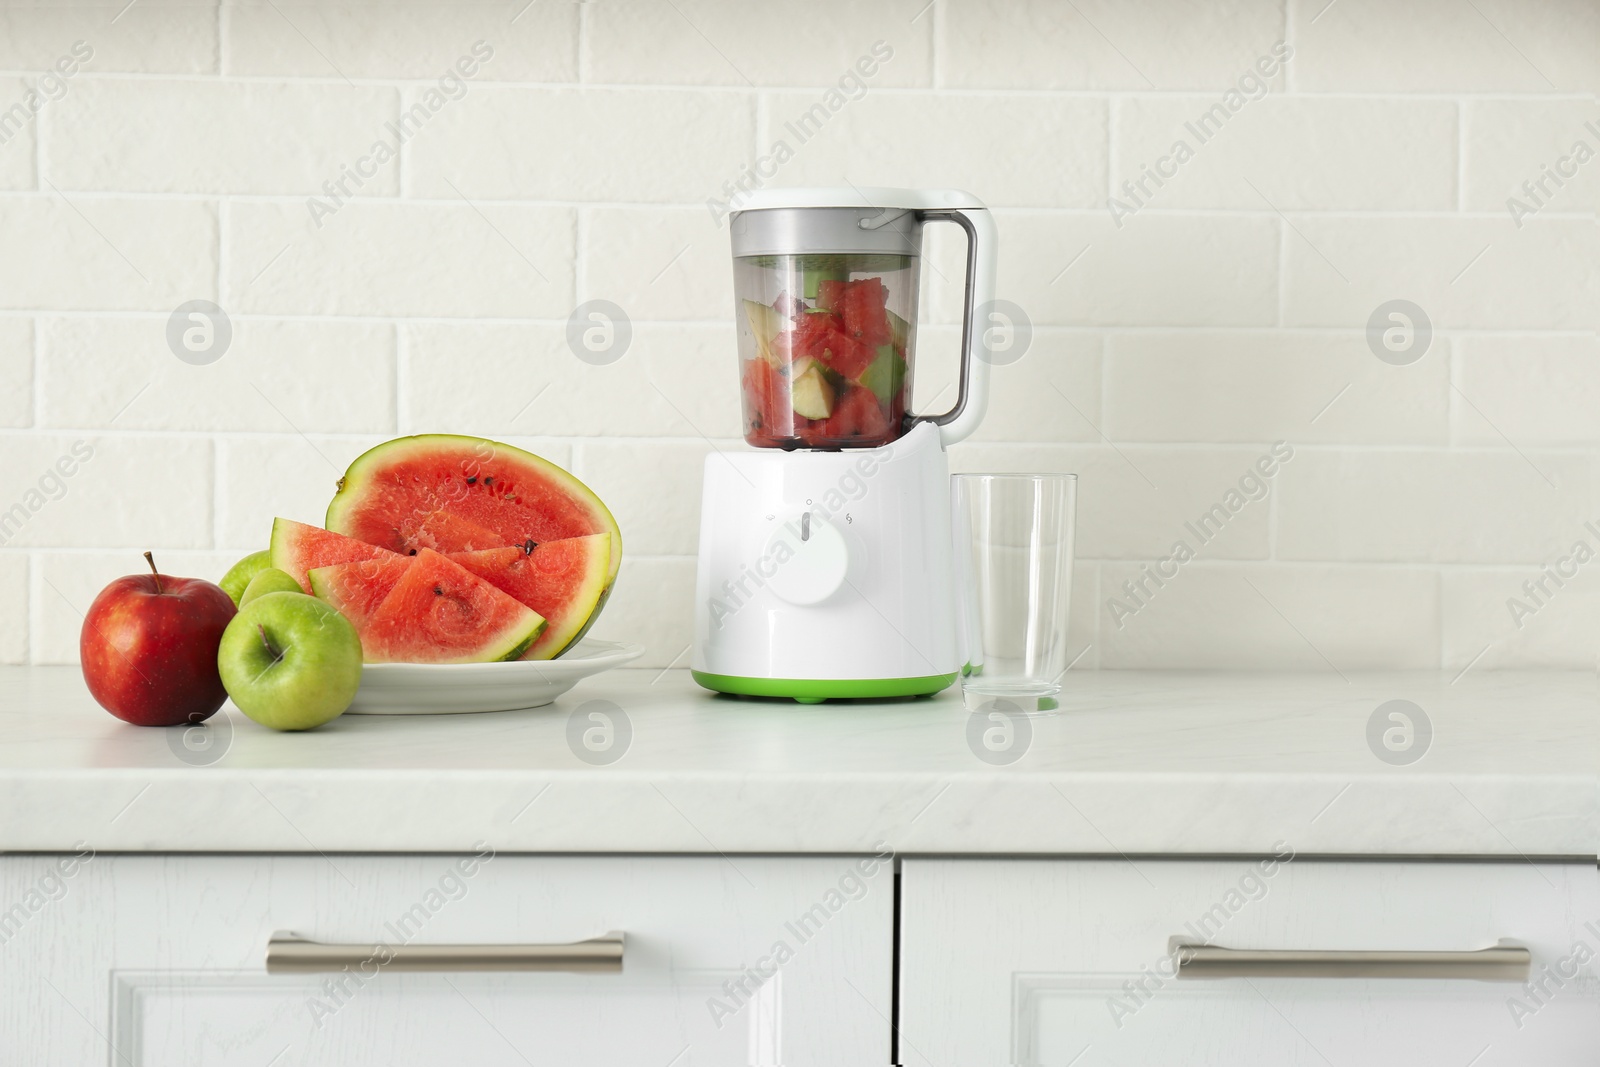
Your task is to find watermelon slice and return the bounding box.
[307,555,413,632]
[270,517,400,593]
[448,534,610,660]
[325,435,621,585]
[817,277,893,347]
[357,549,545,664]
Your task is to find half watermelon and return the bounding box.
[350,548,546,664]
[325,435,622,585]
[270,517,399,592]
[449,534,610,660]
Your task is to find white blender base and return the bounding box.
[690,423,961,702]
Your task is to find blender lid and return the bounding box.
[729,188,989,258]
[732,187,987,212]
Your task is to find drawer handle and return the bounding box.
[266,930,625,974]
[1171,940,1530,981]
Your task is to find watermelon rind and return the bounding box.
[306,567,334,600]
[503,626,543,662]
[559,581,612,658]
[324,434,622,585]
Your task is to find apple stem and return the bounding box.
[256,623,283,663]
[143,551,163,594]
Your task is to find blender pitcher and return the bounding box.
[730,189,995,450]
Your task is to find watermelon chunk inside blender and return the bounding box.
[739,261,913,450]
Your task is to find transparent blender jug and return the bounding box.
[730,194,994,451]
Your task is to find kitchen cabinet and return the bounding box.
[14,851,1599,1065]
[0,854,894,1066]
[900,858,1600,1066]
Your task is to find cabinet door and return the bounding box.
[902,858,1600,1066]
[0,853,893,1066]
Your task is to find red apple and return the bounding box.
[80,552,237,727]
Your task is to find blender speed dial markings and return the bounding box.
[762,511,849,606]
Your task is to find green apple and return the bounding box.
[240,567,302,605]
[219,550,271,606]
[802,267,846,301]
[218,592,362,731]
[789,358,835,420]
[886,308,910,350]
[743,299,783,363]
[859,345,907,404]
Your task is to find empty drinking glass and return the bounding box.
[952,474,1077,711]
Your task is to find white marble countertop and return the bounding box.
[1,667,1594,858]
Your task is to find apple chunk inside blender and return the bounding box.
[743,298,784,364]
[788,357,835,420]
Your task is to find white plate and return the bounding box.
[345,640,645,715]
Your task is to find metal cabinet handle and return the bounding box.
[1170,940,1529,981]
[266,930,624,975]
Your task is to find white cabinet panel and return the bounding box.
[902,858,1600,1066]
[0,852,893,1066]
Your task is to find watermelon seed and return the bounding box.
[433,586,443,596]
[483,477,494,486]
[466,476,476,485]
[522,539,537,555]
[408,549,417,556]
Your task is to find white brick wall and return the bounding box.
[0,0,1594,673]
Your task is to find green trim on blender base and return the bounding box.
[692,671,959,703]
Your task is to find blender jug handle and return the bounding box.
[912,206,997,447]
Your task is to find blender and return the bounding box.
[690,188,997,702]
